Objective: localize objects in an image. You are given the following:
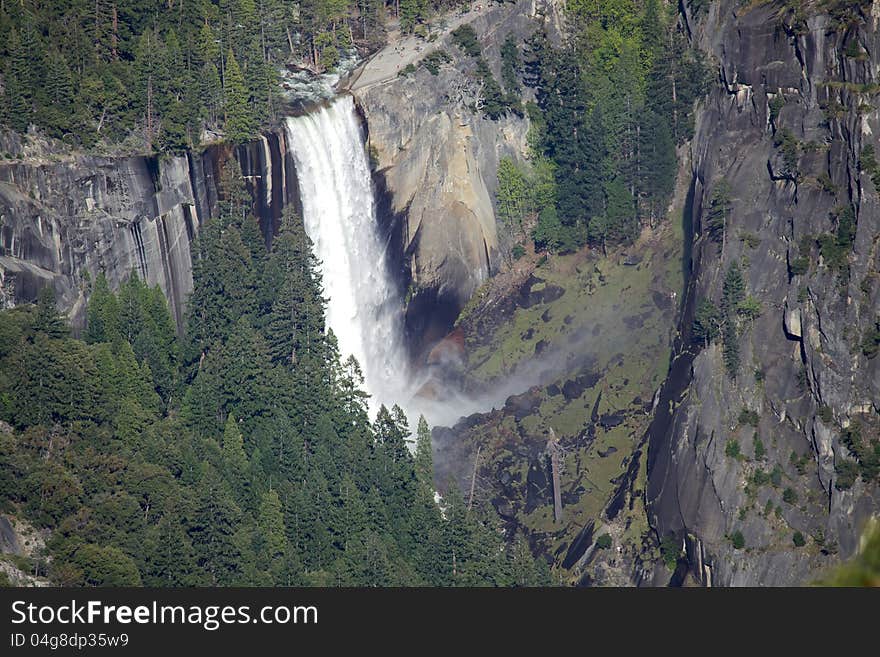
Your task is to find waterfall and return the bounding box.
[283,96,411,420]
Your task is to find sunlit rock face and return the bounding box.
[350,0,535,361]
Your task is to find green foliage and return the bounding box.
[421,50,451,76]
[730,530,745,550]
[398,63,417,78]
[399,0,428,34]
[839,421,880,484]
[739,408,760,427]
[737,296,762,321]
[500,35,522,99]
[725,439,741,459]
[659,533,680,570]
[223,51,256,144]
[595,534,612,549]
[817,206,856,277]
[843,39,865,59]
[861,318,880,359]
[790,256,810,276]
[773,128,800,180]
[705,182,731,246]
[819,519,880,586]
[721,264,745,376]
[521,2,708,252]
[782,487,798,505]
[451,25,481,58]
[496,158,530,240]
[693,299,721,345]
[0,158,548,587]
[752,469,770,486]
[769,93,786,124]
[792,531,806,547]
[835,459,859,490]
[0,0,353,151]
[858,144,880,190]
[770,464,784,487]
[533,207,564,253]
[754,435,766,460]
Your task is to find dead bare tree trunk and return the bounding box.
[467,446,482,510]
[548,428,563,524]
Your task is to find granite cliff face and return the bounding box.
[0,131,296,330]
[349,2,538,357]
[0,2,536,357]
[647,0,880,586]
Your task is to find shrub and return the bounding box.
[770,464,784,487]
[596,534,612,550]
[835,459,859,490]
[818,205,856,276]
[693,300,721,345]
[769,94,785,123]
[782,487,798,504]
[793,531,806,547]
[451,25,481,58]
[739,232,761,249]
[660,534,680,570]
[773,128,800,179]
[739,408,760,427]
[754,435,766,460]
[397,63,417,77]
[725,439,741,459]
[790,255,809,276]
[861,319,880,359]
[845,39,864,58]
[421,50,451,76]
[737,296,762,320]
[731,530,745,549]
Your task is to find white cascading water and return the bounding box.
[284,95,412,420]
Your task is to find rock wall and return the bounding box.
[0,130,298,331]
[350,1,537,358]
[647,0,880,586]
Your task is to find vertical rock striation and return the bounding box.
[0,132,298,330]
[648,0,880,586]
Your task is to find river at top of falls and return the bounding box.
[283,95,415,422]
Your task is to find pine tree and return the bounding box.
[143,516,201,586]
[86,274,119,344]
[32,287,69,339]
[496,157,529,240]
[222,414,251,505]
[415,415,433,494]
[254,489,288,579]
[263,208,326,367]
[223,50,256,143]
[722,264,745,377]
[5,29,33,133]
[638,110,676,223]
[189,463,242,585]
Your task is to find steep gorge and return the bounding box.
[2,0,879,588]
